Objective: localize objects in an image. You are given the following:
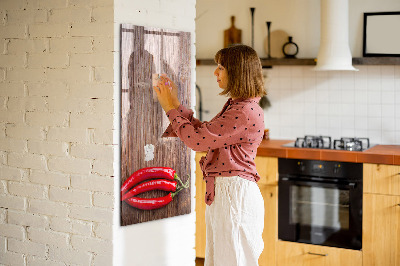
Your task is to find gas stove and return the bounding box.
[283,135,373,151]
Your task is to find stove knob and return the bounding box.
[334,164,341,174]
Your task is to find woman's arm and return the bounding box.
[165,107,249,152]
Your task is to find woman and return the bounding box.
[153,44,266,266]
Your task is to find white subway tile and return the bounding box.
[382,90,395,104]
[367,129,382,143]
[316,115,330,128]
[382,104,395,118]
[368,117,382,131]
[341,104,355,116]
[328,88,341,103]
[367,104,382,118]
[316,89,329,103]
[382,117,396,131]
[367,91,382,105]
[341,117,355,129]
[355,116,368,130]
[316,103,329,116]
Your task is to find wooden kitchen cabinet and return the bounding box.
[363,193,400,266]
[259,184,278,266]
[195,154,279,264]
[363,163,400,266]
[276,240,362,266]
[195,152,207,258]
[363,164,400,196]
[255,156,278,186]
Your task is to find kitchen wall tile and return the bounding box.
[354,89,367,104]
[367,104,382,118]
[316,103,329,115]
[315,70,329,79]
[354,116,368,130]
[329,116,341,129]
[304,102,316,115]
[341,89,355,104]
[278,67,292,78]
[342,116,355,129]
[291,77,304,90]
[355,104,368,117]
[329,103,341,116]
[303,88,316,103]
[381,131,396,144]
[396,131,400,144]
[355,128,368,138]
[341,128,355,137]
[382,90,395,104]
[367,91,381,105]
[367,77,381,91]
[382,104,395,118]
[291,67,304,78]
[367,129,382,144]
[382,117,396,131]
[382,79,395,91]
[381,65,395,78]
[367,65,381,77]
[395,85,400,103]
[394,66,400,78]
[196,65,400,144]
[303,67,316,78]
[368,117,381,130]
[316,89,329,103]
[395,118,400,131]
[316,115,330,128]
[341,104,355,116]
[328,87,341,103]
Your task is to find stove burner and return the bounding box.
[286,136,372,151]
[333,137,370,151]
[295,135,332,149]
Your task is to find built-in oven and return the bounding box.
[278,158,363,250]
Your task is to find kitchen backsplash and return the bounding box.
[196,65,400,145]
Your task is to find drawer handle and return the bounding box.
[307,252,328,256]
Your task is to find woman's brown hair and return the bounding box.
[214,44,266,99]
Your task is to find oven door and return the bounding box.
[278,176,362,250]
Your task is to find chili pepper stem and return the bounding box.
[174,173,185,187]
[183,174,190,188]
[171,186,183,198]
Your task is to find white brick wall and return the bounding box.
[0,0,114,265]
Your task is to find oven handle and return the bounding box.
[280,177,356,189]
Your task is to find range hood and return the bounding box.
[314,0,358,71]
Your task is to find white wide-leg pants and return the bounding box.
[205,176,264,266]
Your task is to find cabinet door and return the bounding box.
[259,185,278,266]
[277,241,362,266]
[364,164,400,196]
[195,152,207,258]
[255,156,278,186]
[363,193,400,266]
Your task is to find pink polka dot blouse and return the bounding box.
[162,97,265,205]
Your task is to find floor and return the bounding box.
[195,257,205,266]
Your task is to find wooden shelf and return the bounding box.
[196,57,400,67]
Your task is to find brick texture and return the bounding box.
[0,0,114,264]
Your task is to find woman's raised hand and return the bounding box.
[160,74,180,109]
[153,75,175,113]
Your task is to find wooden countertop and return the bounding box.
[256,139,400,165]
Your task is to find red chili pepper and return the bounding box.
[121,167,176,197]
[121,179,177,201]
[125,192,176,210]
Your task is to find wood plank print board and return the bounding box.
[120,24,192,226]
